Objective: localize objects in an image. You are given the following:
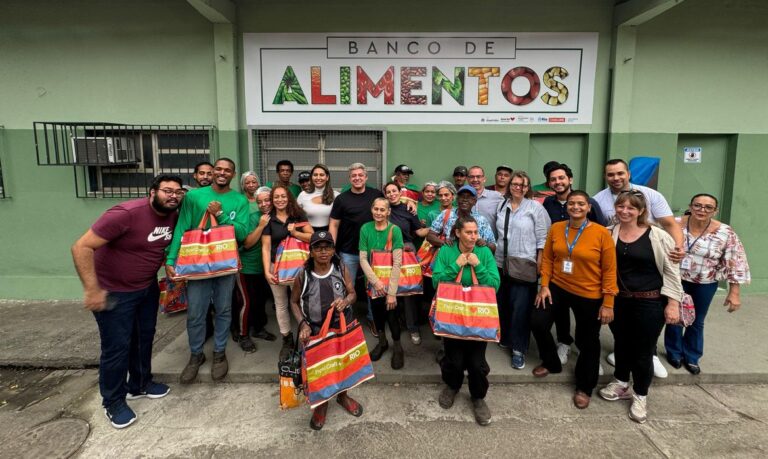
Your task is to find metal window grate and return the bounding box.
[33,122,216,198]
[255,129,384,191]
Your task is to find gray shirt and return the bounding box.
[474,188,504,235]
[494,198,551,267]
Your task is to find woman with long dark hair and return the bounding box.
[262,184,314,360]
[297,164,340,231]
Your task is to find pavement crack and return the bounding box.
[696,384,767,425]
[638,426,670,458]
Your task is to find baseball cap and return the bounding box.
[457,184,477,196]
[310,230,334,247]
[394,164,414,175]
[297,171,311,182]
[453,166,468,176]
[496,165,513,174]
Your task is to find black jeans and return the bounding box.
[531,283,603,395]
[372,296,402,341]
[496,270,536,353]
[231,273,270,336]
[92,283,159,408]
[610,296,666,396]
[441,337,490,399]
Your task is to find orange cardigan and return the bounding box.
[540,220,618,307]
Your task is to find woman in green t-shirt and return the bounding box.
[358,197,406,369]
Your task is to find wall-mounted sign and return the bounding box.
[243,33,598,126]
[683,146,702,163]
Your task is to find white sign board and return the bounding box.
[683,147,702,163]
[243,33,598,125]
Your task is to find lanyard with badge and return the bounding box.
[562,219,588,274]
[681,219,710,270]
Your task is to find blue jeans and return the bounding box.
[664,281,718,365]
[341,252,373,321]
[92,283,159,408]
[186,275,236,354]
[496,272,535,353]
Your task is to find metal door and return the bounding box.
[672,135,731,216]
[528,135,587,188]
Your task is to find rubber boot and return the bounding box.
[391,340,404,369]
[279,332,294,362]
[369,335,389,361]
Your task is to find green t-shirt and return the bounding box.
[431,242,500,291]
[358,222,404,253]
[266,181,302,199]
[417,201,441,227]
[166,186,249,266]
[239,201,264,274]
[532,182,550,192]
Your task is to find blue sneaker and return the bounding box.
[104,401,137,429]
[511,351,525,370]
[126,382,170,400]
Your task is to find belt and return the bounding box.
[618,290,661,299]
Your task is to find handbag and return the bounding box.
[677,293,696,327]
[368,225,423,298]
[278,331,306,410]
[302,308,375,409]
[429,265,500,342]
[501,203,538,283]
[272,222,310,286]
[174,211,240,280]
[158,277,188,314]
[416,208,451,277]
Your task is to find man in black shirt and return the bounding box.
[541,162,606,226]
[329,162,384,283]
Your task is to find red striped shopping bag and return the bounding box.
[416,208,450,277]
[368,226,423,298]
[174,211,240,280]
[302,308,375,409]
[429,266,500,342]
[273,223,310,285]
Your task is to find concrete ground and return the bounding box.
[1,292,767,457]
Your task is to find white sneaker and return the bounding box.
[629,394,648,424]
[599,362,604,376]
[557,343,571,365]
[607,352,616,367]
[652,355,668,378]
[410,332,421,345]
[599,380,634,401]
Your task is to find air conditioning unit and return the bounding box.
[71,136,138,165]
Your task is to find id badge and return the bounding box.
[562,259,574,274]
[680,256,692,270]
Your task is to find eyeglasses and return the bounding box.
[691,203,716,212]
[158,188,185,197]
[312,245,334,252]
[510,183,528,189]
[467,175,483,180]
[618,190,644,198]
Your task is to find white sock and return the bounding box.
[615,379,629,388]
[636,394,647,401]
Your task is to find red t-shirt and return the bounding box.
[91,198,178,292]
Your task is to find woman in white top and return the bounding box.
[297,164,340,231]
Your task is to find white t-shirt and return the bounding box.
[593,183,673,224]
[297,187,340,228]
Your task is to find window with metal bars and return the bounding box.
[255,129,384,191]
[34,122,216,198]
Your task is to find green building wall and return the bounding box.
[1,0,766,299]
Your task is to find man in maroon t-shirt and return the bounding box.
[71,174,184,429]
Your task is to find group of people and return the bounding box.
[72,155,750,431]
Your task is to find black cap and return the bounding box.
[453,166,468,176]
[394,164,414,175]
[496,165,513,174]
[297,171,311,182]
[310,230,334,247]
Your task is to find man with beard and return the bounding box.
[184,161,213,190]
[466,166,504,232]
[71,174,184,429]
[166,158,249,384]
[542,162,606,226]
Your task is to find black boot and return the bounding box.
[370,335,389,361]
[279,332,294,361]
[391,340,404,370]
